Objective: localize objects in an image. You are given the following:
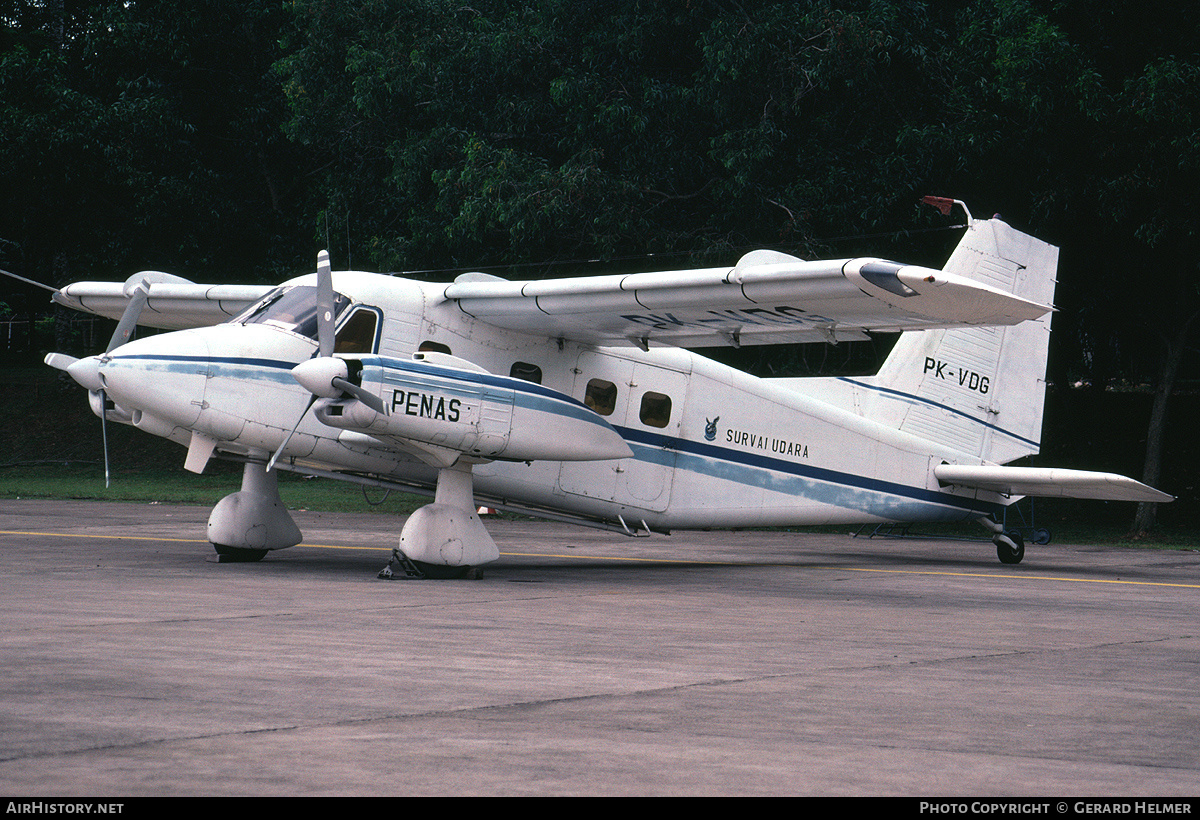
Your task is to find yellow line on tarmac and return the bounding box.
[0,528,393,552]
[822,565,1200,590]
[4,529,1198,589]
[0,529,209,544]
[0,529,719,561]
[498,550,724,564]
[300,542,390,552]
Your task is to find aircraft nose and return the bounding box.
[100,329,211,427]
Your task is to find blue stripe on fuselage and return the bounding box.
[108,353,993,517]
[617,426,998,517]
[108,353,298,385]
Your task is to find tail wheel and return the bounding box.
[997,530,1025,565]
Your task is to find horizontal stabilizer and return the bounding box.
[934,464,1173,503]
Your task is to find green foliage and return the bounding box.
[3,0,1195,287]
[279,2,945,268]
[0,461,430,515]
[3,0,1199,529]
[1,0,309,285]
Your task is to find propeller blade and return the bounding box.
[267,394,318,472]
[331,376,388,415]
[315,250,335,358]
[100,389,111,489]
[106,279,150,354]
[272,254,384,468]
[44,353,79,372]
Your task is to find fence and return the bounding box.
[0,312,107,361]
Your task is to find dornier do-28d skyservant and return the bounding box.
[42,199,1171,576]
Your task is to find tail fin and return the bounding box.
[864,218,1058,464]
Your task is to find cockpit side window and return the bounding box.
[232,285,351,341]
[334,307,381,354]
[510,362,542,384]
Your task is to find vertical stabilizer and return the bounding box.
[861,218,1058,463]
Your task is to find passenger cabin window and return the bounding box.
[510,362,542,384]
[418,340,452,355]
[639,391,672,428]
[334,307,380,354]
[584,379,617,416]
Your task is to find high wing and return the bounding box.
[52,271,272,330]
[934,464,1173,504]
[444,248,1053,349]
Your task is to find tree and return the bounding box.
[0,0,310,292]
[1036,1,1200,534]
[4,0,1193,527]
[1099,57,1200,534]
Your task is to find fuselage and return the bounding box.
[97,270,1004,532]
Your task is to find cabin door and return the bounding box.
[558,350,689,513]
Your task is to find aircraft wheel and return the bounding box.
[996,530,1025,565]
[212,544,269,563]
[411,560,481,580]
[1033,528,1052,545]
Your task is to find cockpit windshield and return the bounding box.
[230,285,351,340]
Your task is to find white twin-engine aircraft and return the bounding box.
[45,200,1170,576]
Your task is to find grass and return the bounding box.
[0,461,429,516]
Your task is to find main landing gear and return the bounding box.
[207,461,302,563]
[378,461,496,580]
[204,458,494,578]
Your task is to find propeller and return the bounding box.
[267,251,386,471]
[46,279,151,487]
[97,280,151,487]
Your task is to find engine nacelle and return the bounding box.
[313,355,632,463]
[87,390,133,425]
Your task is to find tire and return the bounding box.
[212,544,269,563]
[996,530,1025,565]
[410,560,478,579]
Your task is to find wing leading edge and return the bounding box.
[53,274,272,330]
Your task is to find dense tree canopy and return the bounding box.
[0,0,304,281]
[2,0,1197,530]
